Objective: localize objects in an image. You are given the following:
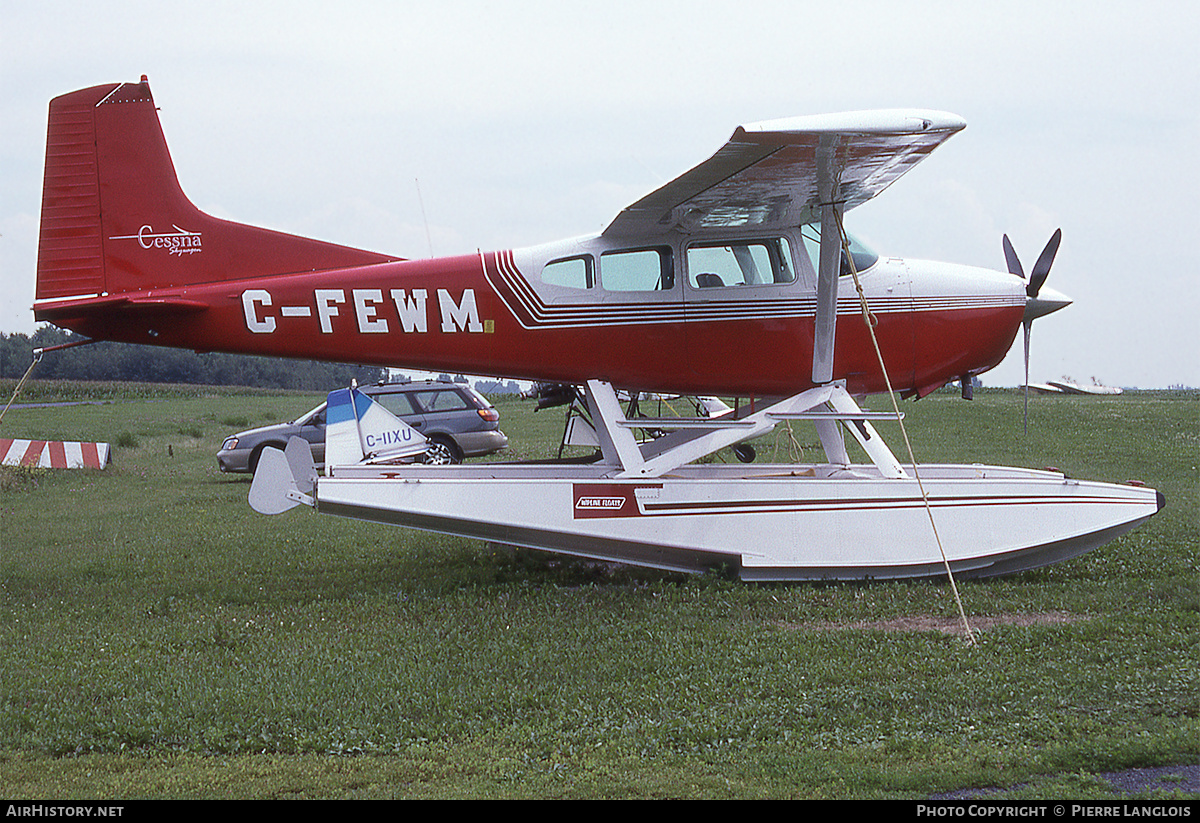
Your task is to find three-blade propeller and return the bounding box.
[1002,229,1072,432]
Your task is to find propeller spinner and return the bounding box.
[1002,229,1072,432]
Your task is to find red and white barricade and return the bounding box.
[0,439,111,469]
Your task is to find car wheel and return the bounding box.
[248,443,284,475]
[422,437,461,465]
[248,446,266,475]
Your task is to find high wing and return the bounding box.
[603,110,966,239]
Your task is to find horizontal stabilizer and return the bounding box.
[34,294,210,324]
[324,387,428,470]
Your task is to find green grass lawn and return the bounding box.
[0,382,1196,799]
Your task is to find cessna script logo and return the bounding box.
[109,224,203,256]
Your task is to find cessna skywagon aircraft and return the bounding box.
[32,78,1162,580]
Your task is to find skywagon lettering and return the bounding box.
[240,288,485,335]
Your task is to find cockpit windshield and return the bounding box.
[799,223,880,277]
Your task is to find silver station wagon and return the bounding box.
[218,380,509,473]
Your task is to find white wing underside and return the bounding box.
[604,110,966,238]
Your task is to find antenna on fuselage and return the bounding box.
[415,178,434,258]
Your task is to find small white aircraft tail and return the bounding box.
[324,387,428,469]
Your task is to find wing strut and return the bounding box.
[812,136,843,385]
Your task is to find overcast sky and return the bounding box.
[2,0,1196,388]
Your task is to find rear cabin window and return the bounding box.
[600,247,674,292]
[541,256,594,289]
[687,238,796,288]
[410,389,470,413]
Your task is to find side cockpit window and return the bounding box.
[799,222,879,277]
[686,238,796,288]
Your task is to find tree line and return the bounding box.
[1,327,386,390]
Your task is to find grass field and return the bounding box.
[0,380,1196,799]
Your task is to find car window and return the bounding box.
[461,386,491,409]
[373,391,419,417]
[410,389,470,413]
[296,404,326,426]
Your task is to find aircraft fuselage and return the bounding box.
[45,228,1025,398]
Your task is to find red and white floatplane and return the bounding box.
[32,79,1163,580]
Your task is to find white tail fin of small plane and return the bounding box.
[249,387,428,515]
[323,387,428,471]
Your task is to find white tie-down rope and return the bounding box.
[0,350,42,428]
[834,211,976,646]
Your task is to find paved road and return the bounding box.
[6,400,113,409]
[931,763,1199,798]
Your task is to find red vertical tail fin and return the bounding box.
[35,78,398,309]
